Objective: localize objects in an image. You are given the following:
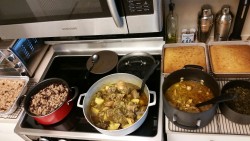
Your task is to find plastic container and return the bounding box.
[0,76,29,115]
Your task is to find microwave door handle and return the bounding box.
[107,0,123,27]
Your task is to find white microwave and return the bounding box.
[0,0,162,39]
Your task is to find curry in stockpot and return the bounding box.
[165,80,214,113]
[89,81,148,130]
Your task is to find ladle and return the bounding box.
[85,54,99,79]
[196,92,237,107]
[138,60,159,94]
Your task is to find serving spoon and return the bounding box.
[196,92,237,107]
[85,54,99,79]
[138,60,159,94]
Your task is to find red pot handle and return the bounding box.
[67,87,78,105]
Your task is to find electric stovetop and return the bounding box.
[21,55,161,136]
[15,38,164,141]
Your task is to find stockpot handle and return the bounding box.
[183,65,204,71]
[67,87,78,105]
[77,93,86,108]
[173,115,201,130]
[148,91,156,107]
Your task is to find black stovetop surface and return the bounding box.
[21,55,161,137]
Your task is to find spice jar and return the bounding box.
[181,28,196,43]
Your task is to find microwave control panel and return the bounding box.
[123,0,154,15]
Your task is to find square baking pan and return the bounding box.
[207,41,250,78]
[161,43,209,75]
[0,76,29,115]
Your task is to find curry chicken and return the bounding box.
[165,80,214,113]
[89,81,148,130]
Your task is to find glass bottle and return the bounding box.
[165,2,178,43]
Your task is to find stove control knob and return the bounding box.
[14,62,22,68]
[7,54,15,62]
[20,69,27,76]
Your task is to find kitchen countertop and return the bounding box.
[0,109,25,141]
[1,37,250,141]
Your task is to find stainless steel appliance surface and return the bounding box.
[197,5,214,43]
[214,5,233,41]
[0,0,162,39]
[0,39,49,77]
[14,37,164,141]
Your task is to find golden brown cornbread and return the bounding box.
[210,45,250,73]
[163,46,206,73]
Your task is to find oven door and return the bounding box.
[0,0,128,39]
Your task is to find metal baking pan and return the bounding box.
[207,41,250,78]
[0,76,29,115]
[162,43,209,75]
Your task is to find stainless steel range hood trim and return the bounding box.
[45,37,164,45]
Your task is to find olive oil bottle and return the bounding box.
[165,2,178,43]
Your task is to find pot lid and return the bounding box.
[86,50,118,74]
[117,52,155,79]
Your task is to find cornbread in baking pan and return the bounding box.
[163,46,206,73]
[209,45,250,73]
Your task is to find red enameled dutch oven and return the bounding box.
[24,78,78,125]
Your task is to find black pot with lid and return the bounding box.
[116,52,156,79]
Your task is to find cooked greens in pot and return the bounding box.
[225,86,250,115]
[89,80,148,130]
[165,80,214,113]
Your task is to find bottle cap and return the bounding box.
[222,6,230,14]
[182,29,188,33]
[190,28,196,33]
[201,5,213,17]
[169,3,175,11]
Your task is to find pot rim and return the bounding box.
[24,78,71,118]
[220,80,250,117]
[83,73,152,133]
[220,102,250,118]
[27,97,71,118]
